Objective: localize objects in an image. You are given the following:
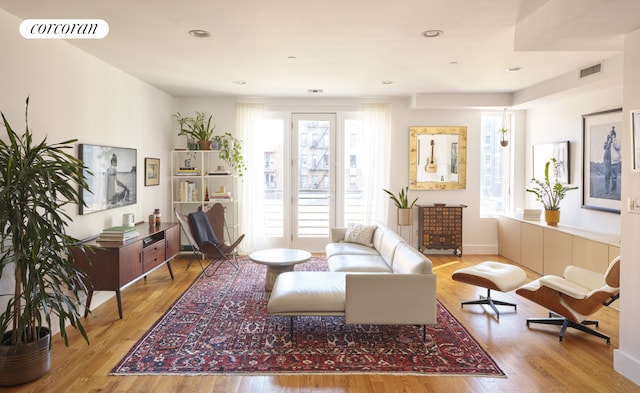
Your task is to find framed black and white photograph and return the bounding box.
[78,144,137,214]
[633,110,640,171]
[582,108,622,213]
[145,157,160,186]
[533,141,570,184]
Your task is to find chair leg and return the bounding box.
[525,316,610,344]
[460,288,518,320]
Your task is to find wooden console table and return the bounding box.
[418,204,466,256]
[70,222,181,319]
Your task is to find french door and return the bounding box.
[290,114,336,251]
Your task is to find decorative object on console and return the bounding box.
[78,143,137,214]
[526,158,578,226]
[0,97,92,385]
[582,108,623,213]
[383,186,417,226]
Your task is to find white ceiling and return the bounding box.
[2,0,639,98]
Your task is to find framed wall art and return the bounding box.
[145,157,160,186]
[78,144,137,214]
[582,108,622,213]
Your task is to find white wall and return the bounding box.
[0,9,174,330]
[614,27,640,386]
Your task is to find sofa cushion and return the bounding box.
[325,242,379,259]
[392,243,432,274]
[343,223,377,247]
[377,227,405,267]
[328,254,392,273]
[267,272,346,314]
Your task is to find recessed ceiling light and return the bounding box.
[507,67,522,72]
[421,29,443,38]
[288,56,297,59]
[449,61,458,65]
[306,89,324,94]
[188,29,210,38]
[233,81,246,85]
[382,80,393,85]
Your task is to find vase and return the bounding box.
[545,210,560,226]
[0,328,51,386]
[397,208,413,226]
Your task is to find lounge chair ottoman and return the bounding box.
[452,261,527,319]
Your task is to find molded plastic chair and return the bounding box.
[175,205,244,276]
[516,256,620,343]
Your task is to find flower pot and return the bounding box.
[545,210,560,226]
[397,208,413,226]
[0,328,51,386]
[198,140,212,150]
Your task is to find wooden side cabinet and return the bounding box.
[70,222,181,319]
[418,204,466,256]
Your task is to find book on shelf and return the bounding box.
[178,180,199,202]
[175,168,199,176]
[208,192,232,199]
[515,208,542,221]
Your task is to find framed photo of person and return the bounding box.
[582,108,622,213]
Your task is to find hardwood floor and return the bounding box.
[5,254,639,393]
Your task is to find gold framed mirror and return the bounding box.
[409,126,467,190]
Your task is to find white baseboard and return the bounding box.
[614,349,640,386]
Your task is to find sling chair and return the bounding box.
[516,256,620,343]
[175,204,244,276]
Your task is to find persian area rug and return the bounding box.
[111,257,505,376]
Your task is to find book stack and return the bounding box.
[208,191,232,200]
[178,181,198,201]
[96,226,140,243]
[515,208,542,221]
[175,167,198,176]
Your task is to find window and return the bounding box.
[480,112,512,217]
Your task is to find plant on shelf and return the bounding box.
[526,158,578,226]
[0,98,92,385]
[214,132,246,178]
[174,111,216,150]
[383,186,418,226]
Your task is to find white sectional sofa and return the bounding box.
[267,222,437,333]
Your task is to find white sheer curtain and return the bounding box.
[236,103,266,253]
[361,103,391,224]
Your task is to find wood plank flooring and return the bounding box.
[4,254,639,393]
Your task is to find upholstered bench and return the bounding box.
[452,261,527,319]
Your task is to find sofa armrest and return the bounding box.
[330,227,347,243]
[344,273,437,325]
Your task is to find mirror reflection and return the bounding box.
[409,126,467,190]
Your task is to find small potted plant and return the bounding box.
[383,186,418,226]
[526,158,578,226]
[214,132,246,178]
[0,98,92,385]
[174,111,216,150]
[497,127,509,147]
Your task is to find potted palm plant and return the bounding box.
[383,187,418,226]
[0,98,92,386]
[174,111,216,150]
[526,158,578,226]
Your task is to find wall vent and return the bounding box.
[580,63,602,78]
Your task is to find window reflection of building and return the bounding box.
[263,151,277,189]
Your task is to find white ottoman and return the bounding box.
[452,261,527,319]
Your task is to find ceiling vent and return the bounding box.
[580,63,602,78]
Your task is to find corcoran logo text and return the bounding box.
[19,19,109,39]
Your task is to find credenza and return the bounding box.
[70,222,181,319]
[497,215,620,276]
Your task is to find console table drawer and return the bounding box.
[142,239,166,273]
